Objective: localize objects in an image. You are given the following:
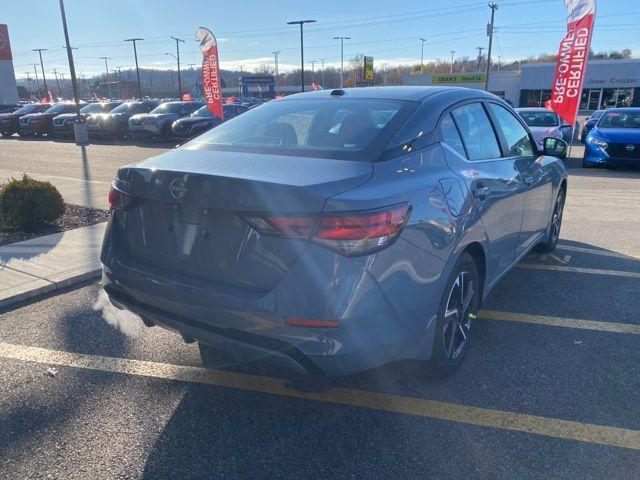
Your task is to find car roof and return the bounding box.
[515,107,556,112]
[280,86,496,103]
[602,107,640,113]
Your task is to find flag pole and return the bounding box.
[566,5,596,164]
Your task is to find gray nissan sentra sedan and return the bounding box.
[101,87,568,377]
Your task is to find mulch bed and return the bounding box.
[0,204,110,246]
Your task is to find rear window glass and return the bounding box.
[452,103,501,161]
[192,98,417,160]
[440,114,466,158]
[517,111,559,127]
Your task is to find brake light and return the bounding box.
[242,203,411,256]
[108,183,136,210]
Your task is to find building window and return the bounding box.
[519,89,552,107]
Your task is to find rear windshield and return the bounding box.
[150,102,184,114]
[111,102,140,114]
[597,111,640,129]
[191,98,416,160]
[517,111,558,127]
[192,106,214,118]
[13,104,47,115]
[45,103,74,114]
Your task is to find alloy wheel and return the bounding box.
[551,190,565,243]
[442,271,474,360]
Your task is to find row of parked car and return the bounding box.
[0,98,260,142]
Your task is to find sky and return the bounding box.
[3,0,639,79]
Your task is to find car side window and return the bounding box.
[489,103,535,157]
[451,103,501,161]
[439,113,466,158]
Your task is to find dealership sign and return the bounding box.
[549,0,596,124]
[0,24,12,61]
[363,56,374,81]
[432,73,486,84]
[196,26,223,120]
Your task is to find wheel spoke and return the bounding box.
[447,321,457,357]
[458,322,468,341]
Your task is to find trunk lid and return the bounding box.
[114,144,372,292]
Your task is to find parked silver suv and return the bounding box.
[128,101,204,141]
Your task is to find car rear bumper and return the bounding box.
[100,223,439,376]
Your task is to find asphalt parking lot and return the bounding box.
[1,139,639,478]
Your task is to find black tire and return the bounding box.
[429,252,481,377]
[535,187,566,253]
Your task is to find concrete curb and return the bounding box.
[0,223,106,310]
[0,267,101,309]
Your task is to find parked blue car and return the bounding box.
[101,87,567,377]
[583,108,640,168]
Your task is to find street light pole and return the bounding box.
[450,50,456,74]
[58,0,87,148]
[33,49,49,100]
[484,2,498,91]
[419,37,426,73]
[272,50,281,93]
[287,19,316,92]
[171,36,185,98]
[333,36,350,88]
[124,38,144,99]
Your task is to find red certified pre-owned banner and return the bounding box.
[550,0,596,125]
[0,24,13,61]
[196,27,223,120]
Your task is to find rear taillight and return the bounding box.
[242,203,411,257]
[108,183,136,210]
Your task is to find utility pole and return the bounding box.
[419,37,426,73]
[287,19,316,92]
[320,58,326,88]
[33,49,49,99]
[124,38,143,99]
[450,50,456,74]
[52,69,62,99]
[24,73,32,97]
[32,63,40,93]
[100,57,112,99]
[171,36,185,97]
[272,51,281,93]
[484,2,498,91]
[476,47,485,71]
[497,55,503,71]
[333,36,350,88]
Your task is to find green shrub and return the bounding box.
[0,174,65,231]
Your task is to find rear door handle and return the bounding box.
[473,186,491,198]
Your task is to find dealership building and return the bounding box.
[404,58,640,113]
[0,24,18,105]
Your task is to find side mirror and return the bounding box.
[542,137,567,158]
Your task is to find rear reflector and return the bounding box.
[242,203,411,257]
[283,316,339,328]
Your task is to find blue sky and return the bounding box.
[3,0,639,78]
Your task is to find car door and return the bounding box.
[487,102,553,256]
[444,102,526,283]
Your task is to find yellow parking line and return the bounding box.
[480,310,640,335]
[1,341,640,451]
[556,245,640,260]
[517,263,640,279]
